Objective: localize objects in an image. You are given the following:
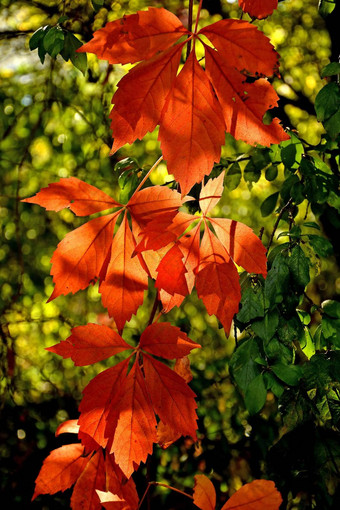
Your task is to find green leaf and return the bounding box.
[308,234,333,257]
[265,165,278,181]
[252,310,279,343]
[244,159,261,186]
[264,337,293,364]
[263,372,284,397]
[225,162,241,191]
[280,133,304,169]
[321,62,340,78]
[324,109,340,140]
[288,245,310,289]
[116,157,140,177]
[29,26,47,50]
[315,82,340,122]
[43,26,65,58]
[280,174,299,203]
[244,374,267,415]
[92,0,105,12]
[303,222,321,230]
[322,300,340,319]
[61,32,87,74]
[236,286,265,323]
[271,363,302,386]
[230,338,262,392]
[318,0,336,17]
[265,253,290,306]
[260,192,279,217]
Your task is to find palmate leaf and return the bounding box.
[193,475,282,510]
[49,322,199,478]
[22,178,182,332]
[137,174,267,333]
[33,442,138,510]
[78,7,288,195]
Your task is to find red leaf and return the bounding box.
[22,177,120,215]
[139,322,200,359]
[78,7,188,64]
[221,479,282,510]
[199,19,279,77]
[199,171,225,216]
[47,323,131,366]
[155,243,189,296]
[99,213,149,333]
[48,211,120,301]
[193,474,216,510]
[71,449,106,510]
[143,354,198,440]
[156,357,194,449]
[159,51,226,196]
[78,360,130,449]
[105,454,139,509]
[96,491,129,510]
[205,48,289,147]
[127,185,182,225]
[239,0,278,20]
[109,362,157,477]
[32,444,89,500]
[210,218,267,277]
[110,43,185,153]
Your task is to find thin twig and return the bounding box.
[137,481,193,510]
[267,198,293,251]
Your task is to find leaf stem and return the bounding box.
[131,155,163,198]
[148,294,161,326]
[194,0,204,34]
[267,197,293,251]
[137,481,193,509]
[186,0,194,59]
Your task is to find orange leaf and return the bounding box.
[139,322,200,359]
[111,43,185,153]
[221,479,282,510]
[193,474,216,510]
[199,171,225,216]
[159,51,226,196]
[127,184,182,224]
[32,444,89,500]
[239,0,278,20]
[155,243,189,296]
[96,491,127,510]
[205,48,289,147]
[78,360,130,449]
[210,218,267,277]
[99,213,149,333]
[199,19,279,77]
[47,323,131,366]
[55,419,80,436]
[71,450,106,510]
[77,7,188,64]
[48,211,120,301]
[109,362,157,477]
[105,454,139,509]
[22,177,120,215]
[157,356,194,449]
[143,354,198,440]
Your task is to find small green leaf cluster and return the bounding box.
[29,19,87,75]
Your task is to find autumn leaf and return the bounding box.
[193,474,216,510]
[221,479,282,510]
[239,0,278,20]
[138,173,267,332]
[47,323,131,366]
[32,444,89,500]
[192,476,282,510]
[79,8,288,195]
[33,444,138,510]
[54,322,200,477]
[23,178,182,333]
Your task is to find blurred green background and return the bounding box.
[0,0,339,508]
